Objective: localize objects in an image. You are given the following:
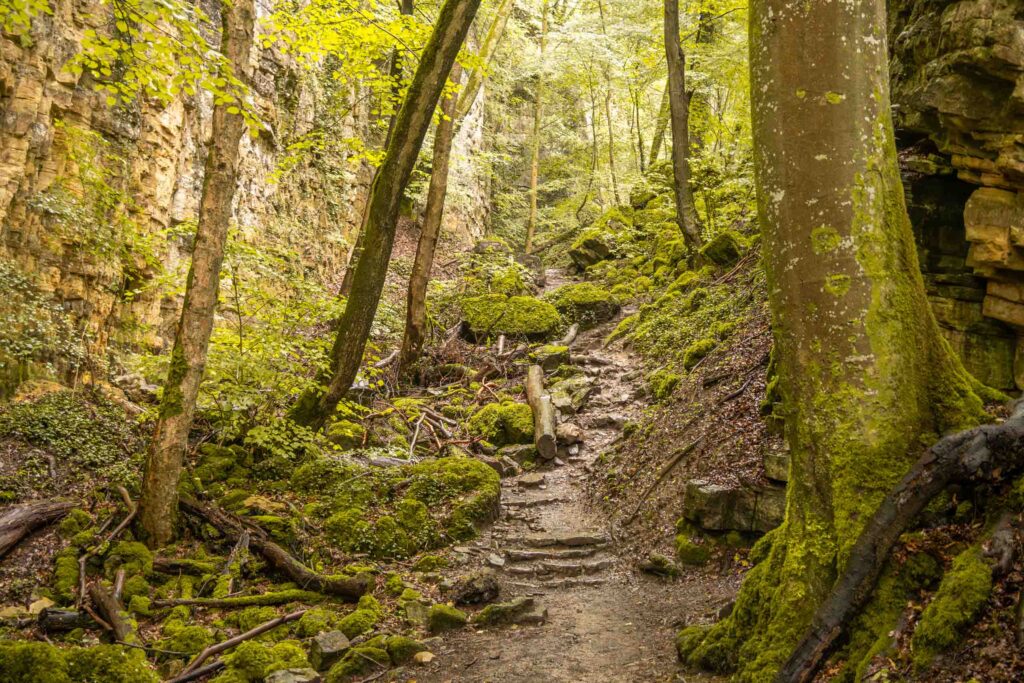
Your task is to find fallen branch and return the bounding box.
[778,400,1024,683]
[0,499,75,559]
[409,414,426,458]
[526,365,557,460]
[79,486,136,607]
[179,608,306,677]
[622,437,703,525]
[372,350,399,369]
[153,557,221,575]
[152,589,323,609]
[88,580,139,644]
[559,323,580,348]
[180,496,369,601]
[166,661,225,683]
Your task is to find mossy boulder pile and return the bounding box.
[460,294,561,341]
[545,282,620,329]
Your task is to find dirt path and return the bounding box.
[405,269,735,682]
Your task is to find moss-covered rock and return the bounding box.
[384,636,426,664]
[699,230,746,266]
[675,535,711,566]
[103,541,153,578]
[325,419,365,449]
[683,338,717,370]
[467,401,534,447]
[338,595,382,639]
[911,546,992,669]
[460,294,561,341]
[0,640,70,682]
[52,547,80,604]
[165,625,214,655]
[648,369,681,401]
[324,646,389,682]
[66,645,159,682]
[295,607,337,638]
[544,283,620,329]
[428,603,468,633]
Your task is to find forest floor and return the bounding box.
[405,269,736,682]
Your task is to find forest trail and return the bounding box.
[410,268,733,682]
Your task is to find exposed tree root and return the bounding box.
[180,496,370,601]
[0,499,75,559]
[778,400,1024,683]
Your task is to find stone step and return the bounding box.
[507,531,610,548]
[504,547,598,562]
[539,576,608,589]
[504,557,614,576]
[502,495,566,509]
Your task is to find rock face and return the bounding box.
[890,0,1024,388]
[681,479,785,534]
[0,1,490,373]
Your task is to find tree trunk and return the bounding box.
[399,63,463,372]
[664,0,702,247]
[678,0,986,679]
[0,500,74,559]
[293,0,483,430]
[456,0,515,120]
[339,0,415,300]
[524,0,549,253]
[526,365,557,460]
[632,84,645,174]
[648,82,670,164]
[137,0,255,548]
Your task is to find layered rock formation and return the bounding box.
[0,0,489,368]
[890,0,1024,388]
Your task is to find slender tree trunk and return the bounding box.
[399,63,463,372]
[524,0,549,253]
[664,0,702,247]
[137,0,255,548]
[678,0,985,678]
[632,84,645,174]
[648,82,670,164]
[292,0,483,430]
[339,0,415,300]
[456,0,515,120]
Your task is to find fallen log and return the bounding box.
[152,589,323,609]
[153,557,221,576]
[88,580,139,644]
[38,608,97,633]
[180,496,369,602]
[526,365,557,460]
[778,399,1024,683]
[0,499,75,559]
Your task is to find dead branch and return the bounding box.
[88,581,139,644]
[622,437,703,525]
[178,608,306,677]
[778,400,1024,683]
[180,496,369,601]
[559,323,580,348]
[79,486,136,607]
[0,499,75,559]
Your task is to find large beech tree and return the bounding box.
[137,0,256,547]
[677,0,987,678]
[293,0,483,430]
[664,0,702,247]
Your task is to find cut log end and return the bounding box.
[526,365,558,460]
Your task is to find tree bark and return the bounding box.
[338,0,415,300]
[779,401,1024,682]
[137,0,255,548]
[293,0,483,430]
[679,0,987,678]
[648,82,670,164]
[399,63,463,372]
[88,581,138,644]
[0,500,74,559]
[664,0,702,247]
[524,0,549,253]
[526,365,557,460]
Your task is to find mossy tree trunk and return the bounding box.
[399,63,463,373]
[339,0,415,300]
[137,0,255,549]
[664,0,702,247]
[524,0,549,253]
[678,0,986,678]
[293,0,483,430]
[455,0,515,121]
[648,82,670,165]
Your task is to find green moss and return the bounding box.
[411,555,448,572]
[326,419,365,449]
[121,574,149,603]
[264,640,310,675]
[911,547,992,669]
[324,646,389,682]
[338,595,382,639]
[184,590,323,610]
[57,509,92,539]
[460,294,561,340]
[103,541,153,578]
[385,635,426,664]
[428,603,468,633]
[383,573,405,596]
[295,607,336,637]
[166,625,214,655]
[53,547,79,604]
[233,606,280,635]
[648,369,681,401]
[65,645,158,682]
[544,283,619,329]
[675,536,710,565]
[467,402,533,447]
[699,230,746,265]
[0,640,70,682]
[683,338,717,370]
[222,641,273,681]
